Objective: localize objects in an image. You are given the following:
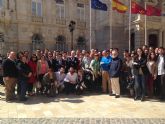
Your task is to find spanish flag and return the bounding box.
[112,0,128,13]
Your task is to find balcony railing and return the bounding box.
[56,18,66,25]
[32,16,43,23]
[147,16,161,22]
[77,20,86,28]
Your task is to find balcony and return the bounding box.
[77,20,86,28]
[56,18,66,25]
[32,16,43,23]
[147,16,161,22]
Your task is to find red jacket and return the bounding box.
[28,60,37,83]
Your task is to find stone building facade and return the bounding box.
[0,0,93,54]
[0,0,165,55]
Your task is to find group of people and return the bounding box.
[1,45,165,102]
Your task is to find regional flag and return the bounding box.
[91,0,108,11]
[146,5,161,16]
[131,1,146,15]
[112,0,128,13]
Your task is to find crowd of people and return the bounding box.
[0,45,165,102]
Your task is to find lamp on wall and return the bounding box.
[68,20,76,50]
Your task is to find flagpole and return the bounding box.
[144,2,147,45]
[110,0,112,48]
[128,0,131,52]
[90,0,92,50]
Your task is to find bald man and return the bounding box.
[2,51,18,101]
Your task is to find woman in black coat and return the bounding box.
[133,48,149,101]
[17,56,32,101]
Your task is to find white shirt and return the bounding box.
[55,72,66,84]
[82,57,91,69]
[157,55,165,75]
[64,72,77,84]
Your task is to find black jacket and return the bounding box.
[17,61,31,80]
[55,59,66,72]
[133,56,149,75]
[2,58,18,78]
[66,57,79,71]
[47,59,57,72]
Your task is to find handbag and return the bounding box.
[139,67,143,75]
[36,81,41,89]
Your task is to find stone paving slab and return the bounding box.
[0,118,165,124]
[0,85,165,123]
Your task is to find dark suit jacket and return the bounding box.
[47,59,57,72]
[66,57,79,71]
[133,56,149,75]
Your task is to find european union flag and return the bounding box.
[91,0,108,11]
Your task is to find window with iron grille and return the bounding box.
[0,33,4,42]
[55,35,67,51]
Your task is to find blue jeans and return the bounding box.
[18,78,28,99]
[134,75,146,98]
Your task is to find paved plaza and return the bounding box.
[0,85,165,124]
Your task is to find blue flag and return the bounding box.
[91,0,108,11]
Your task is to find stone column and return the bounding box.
[163,30,165,47]
[134,29,145,49]
[159,29,163,47]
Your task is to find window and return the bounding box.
[77,3,85,21]
[77,36,86,50]
[0,0,3,9]
[55,35,67,51]
[56,0,65,19]
[0,33,4,42]
[32,0,42,17]
[32,34,43,43]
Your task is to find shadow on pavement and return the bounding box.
[60,99,84,103]
[0,91,5,96]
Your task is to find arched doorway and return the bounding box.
[32,34,44,51]
[148,34,158,48]
[55,35,68,51]
[76,36,86,50]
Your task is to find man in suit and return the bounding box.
[47,52,57,72]
[66,51,79,72]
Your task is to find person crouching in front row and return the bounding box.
[43,68,58,97]
[64,67,78,95]
[55,67,66,92]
